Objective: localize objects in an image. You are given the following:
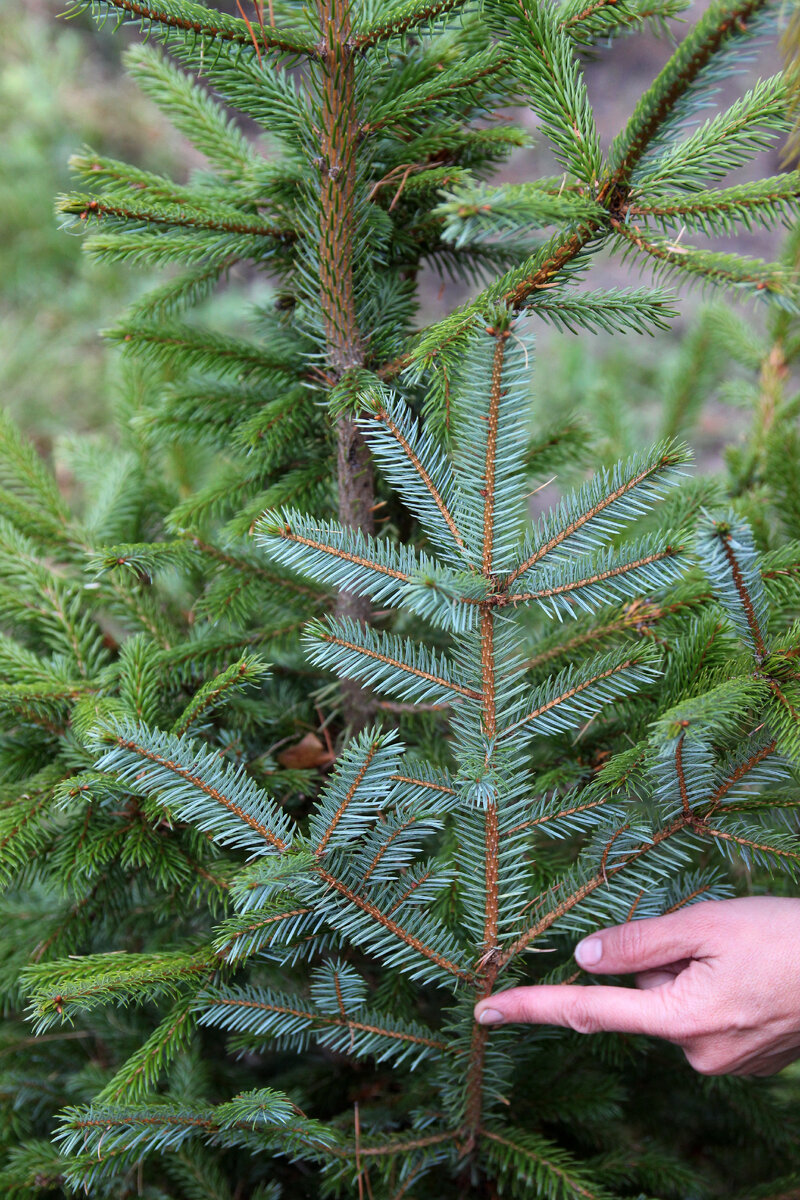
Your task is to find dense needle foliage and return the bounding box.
[3,0,800,1196]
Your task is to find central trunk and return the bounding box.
[317,0,377,731]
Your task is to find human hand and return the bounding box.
[474,897,800,1076]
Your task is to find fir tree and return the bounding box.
[3,0,800,1197]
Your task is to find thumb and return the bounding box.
[574,906,713,976]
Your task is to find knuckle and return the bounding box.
[724,1005,753,1035]
[684,898,725,944]
[684,1045,727,1076]
[566,998,601,1035]
[613,921,645,961]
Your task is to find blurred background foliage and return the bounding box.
[1,1,156,439]
[0,0,265,451]
[0,5,183,460]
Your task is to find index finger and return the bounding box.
[474,983,682,1039]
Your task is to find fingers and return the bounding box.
[635,969,678,990]
[574,908,715,976]
[474,983,682,1039]
[635,959,692,990]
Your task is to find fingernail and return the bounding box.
[575,937,603,966]
[477,1008,504,1025]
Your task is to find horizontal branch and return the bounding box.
[607,0,773,182]
[704,825,800,865]
[186,536,325,601]
[200,992,450,1052]
[316,867,475,984]
[499,815,688,964]
[500,656,640,738]
[664,882,716,913]
[317,741,379,856]
[363,55,509,133]
[629,175,800,237]
[522,596,708,672]
[703,738,777,819]
[509,545,684,604]
[214,907,312,960]
[359,1130,459,1157]
[355,0,470,49]
[479,1126,602,1200]
[311,627,481,699]
[63,197,294,241]
[267,522,409,582]
[501,732,783,965]
[389,773,456,796]
[107,732,289,852]
[506,795,607,836]
[505,452,680,585]
[367,406,466,551]
[72,0,316,57]
[612,219,791,300]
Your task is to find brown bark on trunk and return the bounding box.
[336,416,377,731]
[317,0,377,731]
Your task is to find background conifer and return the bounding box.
[3,0,800,1196]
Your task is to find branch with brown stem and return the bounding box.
[317,0,377,731]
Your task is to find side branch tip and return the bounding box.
[718,530,768,657]
[90,0,318,59]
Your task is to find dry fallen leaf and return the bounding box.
[277,731,336,770]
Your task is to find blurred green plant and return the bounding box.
[0,4,195,439]
[539,228,800,504]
